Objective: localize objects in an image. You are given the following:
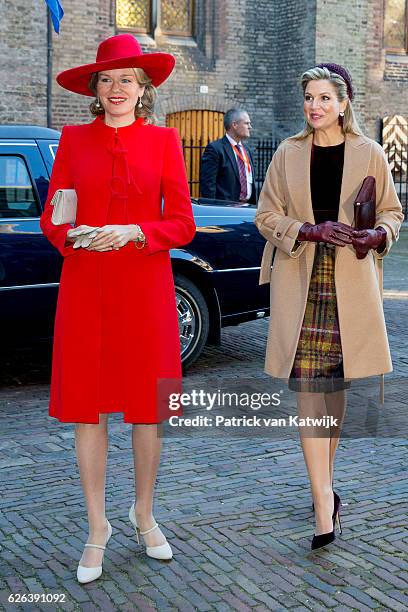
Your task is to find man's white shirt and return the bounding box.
[225,133,253,200]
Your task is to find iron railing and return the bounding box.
[384,142,408,218]
[183,138,408,218]
[182,138,279,199]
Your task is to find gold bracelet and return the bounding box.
[134,224,146,249]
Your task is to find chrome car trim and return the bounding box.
[0,282,60,291]
[49,144,58,159]
[0,217,40,221]
[213,266,261,272]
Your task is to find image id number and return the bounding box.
[8,593,66,603]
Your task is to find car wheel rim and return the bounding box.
[176,288,202,359]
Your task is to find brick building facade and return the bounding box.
[1,0,408,141]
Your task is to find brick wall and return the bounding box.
[0,1,48,125]
[49,0,277,142]
[272,0,316,139]
[50,0,114,128]
[316,0,408,140]
[2,0,408,143]
[365,0,408,141]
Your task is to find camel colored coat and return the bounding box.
[255,132,403,380]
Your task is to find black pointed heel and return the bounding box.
[311,493,342,550]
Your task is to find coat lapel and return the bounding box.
[222,136,240,182]
[285,132,371,225]
[285,134,315,223]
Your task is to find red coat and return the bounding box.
[40,116,196,423]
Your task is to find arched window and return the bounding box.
[384,0,408,52]
[116,0,194,37]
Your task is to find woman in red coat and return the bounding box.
[40,35,196,583]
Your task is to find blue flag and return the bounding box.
[44,0,64,34]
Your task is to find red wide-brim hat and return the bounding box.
[57,34,176,96]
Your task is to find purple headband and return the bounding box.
[316,62,354,101]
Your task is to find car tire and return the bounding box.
[174,274,209,369]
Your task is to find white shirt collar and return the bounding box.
[226,133,242,147]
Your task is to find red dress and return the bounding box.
[40,116,196,423]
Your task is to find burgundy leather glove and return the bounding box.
[297,221,355,246]
[352,227,387,259]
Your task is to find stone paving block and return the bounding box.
[270,591,305,609]
[371,567,408,588]
[126,591,156,611]
[252,589,286,610]
[296,571,337,595]
[212,603,232,612]
[342,585,382,608]
[61,581,91,604]
[387,589,408,608]
[199,551,235,573]
[178,587,214,611]
[189,579,221,604]
[221,591,253,612]
[330,569,368,590]
[87,586,117,611]
[1,293,407,611]
[334,590,376,611]
[305,587,338,608]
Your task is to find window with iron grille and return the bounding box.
[116,0,151,33]
[116,0,194,37]
[161,0,193,36]
[384,0,408,53]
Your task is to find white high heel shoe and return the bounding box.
[129,502,173,560]
[77,519,112,584]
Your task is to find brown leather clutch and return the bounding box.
[354,176,376,259]
[354,176,376,230]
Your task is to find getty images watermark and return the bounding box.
[158,376,408,438]
[166,389,338,429]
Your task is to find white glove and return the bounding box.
[68,226,104,249]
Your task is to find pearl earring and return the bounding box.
[95,97,101,109]
[138,96,143,108]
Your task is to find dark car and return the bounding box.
[0,125,269,368]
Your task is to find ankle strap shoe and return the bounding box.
[129,502,172,560]
[77,519,112,583]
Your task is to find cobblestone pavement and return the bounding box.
[1,235,407,611]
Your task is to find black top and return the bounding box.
[310,141,345,224]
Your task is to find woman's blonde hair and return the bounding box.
[88,67,157,124]
[290,66,363,140]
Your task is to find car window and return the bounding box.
[0,155,40,218]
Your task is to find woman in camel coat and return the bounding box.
[40,35,196,583]
[255,64,403,550]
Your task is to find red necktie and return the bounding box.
[234,144,247,200]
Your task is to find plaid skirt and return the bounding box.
[289,243,349,393]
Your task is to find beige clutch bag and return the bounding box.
[50,188,77,225]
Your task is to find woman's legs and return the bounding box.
[75,414,109,567]
[325,389,347,485]
[131,424,167,547]
[297,392,334,535]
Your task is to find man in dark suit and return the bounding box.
[200,108,257,204]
